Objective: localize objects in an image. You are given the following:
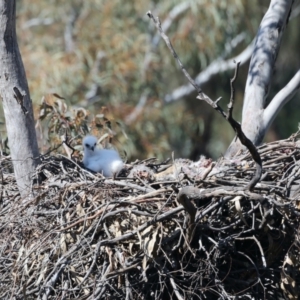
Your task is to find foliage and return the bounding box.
[11,0,251,158]
[35,93,127,158]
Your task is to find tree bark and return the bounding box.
[0,1,39,197]
[225,0,294,158]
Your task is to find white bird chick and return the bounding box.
[82,135,123,177]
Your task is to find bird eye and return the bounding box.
[94,143,96,147]
[85,144,89,148]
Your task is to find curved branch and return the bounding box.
[263,69,300,132]
[164,38,254,103]
[126,2,191,124]
[177,188,196,249]
[147,12,262,190]
[125,92,148,125]
[152,1,191,48]
[243,0,293,113]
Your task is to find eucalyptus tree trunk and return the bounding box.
[0,1,39,197]
[225,0,299,158]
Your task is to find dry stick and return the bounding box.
[235,251,263,295]
[169,276,185,300]
[235,236,267,268]
[226,64,262,190]
[40,259,69,300]
[58,188,168,232]
[147,11,262,191]
[176,188,196,250]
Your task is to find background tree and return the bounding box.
[3,0,263,159]
[0,1,39,197]
[225,0,300,157]
[1,1,299,175]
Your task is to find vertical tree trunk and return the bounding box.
[225,0,294,158]
[0,1,39,197]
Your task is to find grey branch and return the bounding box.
[165,39,254,103]
[22,17,53,29]
[225,0,294,157]
[263,69,300,132]
[242,0,293,114]
[125,92,148,125]
[151,1,191,47]
[124,2,191,124]
[147,11,262,189]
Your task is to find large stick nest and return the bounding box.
[1,134,300,299]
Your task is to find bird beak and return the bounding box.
[91,146,94,151]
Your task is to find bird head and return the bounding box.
[83,135,98,154]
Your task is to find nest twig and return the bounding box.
[1,133,300,299]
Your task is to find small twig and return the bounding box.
[169,276,185,300]
[42,142,64,156]
[235,236,267,268]
[40,259,69,299]
[177,189,196,249]
[226,63,262,190]
[147,12,201,94]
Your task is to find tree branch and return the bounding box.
[151,1,191,48]
[0,1,40,196]
[147,12,202,94]
[225,0,294,158]
[226,63,262,190]
[125,92,148,125]
[22,17,53,29]
[243,0,293,112]
[263,69,300,132]
[147,11,262,190]
[165,37,254,103]
[123,3,191,125]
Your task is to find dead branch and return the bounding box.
[147,11,262,191]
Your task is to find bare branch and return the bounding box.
[225,0,294,157]
[226,63,262,190]
[127,3,191,124]
[165,37,254,103]
[169,276,185,300]
[125,92,148,125]
[263,69,300,132]
[85,51,106,103]
[22,17,53,29]
[64,4,83,53]
[0,1,40,196]
[235,236,267,268]
[147,11,202,94]
[152,1,191,48]
[177,188,196,249]
[147,11,262,190]
[243,0,293,112]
